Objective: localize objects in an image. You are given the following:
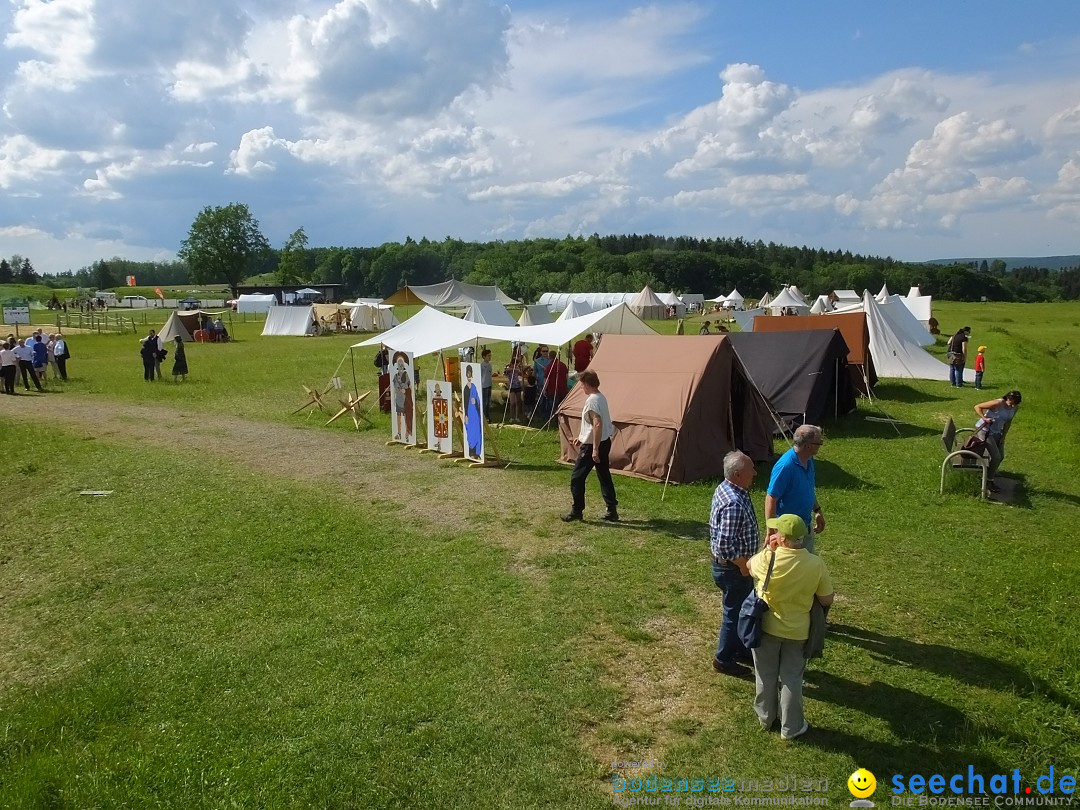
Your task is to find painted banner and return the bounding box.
[426,380,453,454]
[461,362,484,463]
[389,349,416,445]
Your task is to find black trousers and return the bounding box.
[143,356,156,380]
[19,360,42,391]
[56,356,68,380]
[1,364,15,394]
[569,438,617,515]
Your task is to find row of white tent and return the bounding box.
[538,288,704,318]
[261,302,400,336]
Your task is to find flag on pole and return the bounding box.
[126,275,136,286]
[155,287,164,299]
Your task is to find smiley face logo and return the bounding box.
[848,768,877,799]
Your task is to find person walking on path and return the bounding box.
[563,370,618,523]
[710,450,760,678]
[171,336,188,381]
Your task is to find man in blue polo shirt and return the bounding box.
[765,425,826,554]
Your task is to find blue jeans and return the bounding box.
[950,363,964,387]
[712,560,753,664]
[975,371,983,389]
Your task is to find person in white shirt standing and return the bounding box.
[52,334,69,380]
[563,370,619,523]
[0,340,18,394]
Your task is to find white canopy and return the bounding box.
[787,286,809,305]
[518,304,553,326]
[901,288,933,325]
[262,306,316,336]
[875,283,891,303]
[809,295,831,315]
[679,293,705,309]
[833,289,861,306]
[354,303,656,357]
[724,288,745,307]
[463,300,517,327]
[757,292,772,308]
[556,299,595,321]
[237,293,277,314]
[384,280,519,307]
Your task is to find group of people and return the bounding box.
[139,329,188,381]
[200,315,229,342]
[497,343,571,424]
[709,425,833,741]
[0,331,69,394]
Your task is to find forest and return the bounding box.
[31,234,1080,304]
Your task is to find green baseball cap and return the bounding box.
[767,514,808,540]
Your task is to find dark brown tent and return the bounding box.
[556,335,774,484]
[752,311,877,394]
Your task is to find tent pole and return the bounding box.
[350,348,358,397]
[661,430,681,502]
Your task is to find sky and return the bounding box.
[0,0,1079,273]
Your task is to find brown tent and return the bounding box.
[556,335,774,483]
[752,311,877,394]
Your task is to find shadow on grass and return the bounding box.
[594,518,708,540]
[828,624,1075,711]
[872,382,954,404]
[1027,484,1080,508]
[809,459,882,491]
[826,417,940,440]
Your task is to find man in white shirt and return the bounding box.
[14,338,44,391]
[563,370,619,522]
[52,334,68,380]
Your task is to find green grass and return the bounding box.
[2,301,1079,808]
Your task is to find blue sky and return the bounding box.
[0,0,1078,275]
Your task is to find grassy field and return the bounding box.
[1,301,1078,808]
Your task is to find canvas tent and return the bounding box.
[723,288,746,309]
[383,280,519,307]
[731,308,765,333]
[876,283,891,303]
[463,300,517,326]
[629,285,666,320]
[518,304,553,326]
[858,292,971,382]
[237,293,277,314]
[556,299,595,321]
[679,293,705,311]
[902,287,933,326]
[727,330,857,426]
[349,303,398,332]
[555,336,774,483]
[753,310,877,395]
[810,295,831,315]
[354,303,656,358]
[831,290,861,308]
[263,305,317,336]
[159,310,226,342]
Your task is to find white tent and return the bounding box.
[629,285,666,320]
[757,292,773,308]
[731,308,765,332]
[262,305,316,336]
[876,283,891,303]
[809,295,831,314]
[237,293,277,314]
[879,295,935,346]
[556,299,595,321]
[349,303,398,332]
[656,291,687,317]
[463,300,517,327]
[354,303,656,357]
[384,280,519,307]
[787,286,810,305]
[537,292,638,312]
[518,304,553,326]
[859,292,972,382]
[766,287,810,313]
[723,288,746,309]
[679,293,705,311]
[902,287,933,326]
[832,290,861,307]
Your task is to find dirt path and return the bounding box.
[3,393,580,564]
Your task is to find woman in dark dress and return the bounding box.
[171,336,188,382]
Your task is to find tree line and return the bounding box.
[25,202,1080,303]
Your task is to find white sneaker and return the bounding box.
[781,722,809,741]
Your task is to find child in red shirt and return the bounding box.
[974,345,987,389]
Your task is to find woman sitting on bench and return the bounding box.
[974,390,1022,493]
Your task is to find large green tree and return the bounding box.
[178,203,270,295]
[276,227,309,285]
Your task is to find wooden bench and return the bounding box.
[940,417,989,499]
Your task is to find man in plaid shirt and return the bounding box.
[710,450,761,678]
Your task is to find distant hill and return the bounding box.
[924,256,1080,270]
